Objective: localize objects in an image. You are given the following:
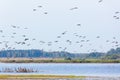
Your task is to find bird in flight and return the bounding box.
[115,11,120,14]
[96,36,100,38]
[98,0,103,3]
[24,38,29,41]
[62,31,67,35]
[70,7,78,10]
[44,12,48,14]
[0,30,3,33]
[33,9,37,11]
[77,24,81,26]
[38,5,42,8]
[11,25,17,28]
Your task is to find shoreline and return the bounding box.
[0,58,120,63]
[0,74,119,80]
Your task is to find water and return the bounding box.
[0,63,120,77]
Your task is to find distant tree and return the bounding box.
[87,52,104,58]
[65,57,72,60]
[116,48,120,54]
[107,48,116,54]
[107,47,120,55]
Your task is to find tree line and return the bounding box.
[0,47,120,59]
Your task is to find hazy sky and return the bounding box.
[0,0,120,53]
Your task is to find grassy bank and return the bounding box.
[0,75,86,79]
[0,75,119,80]
[0,58,120,63]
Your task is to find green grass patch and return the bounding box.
[0,75,86,79]
[0,58,120,63]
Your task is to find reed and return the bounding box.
[0,67,38,73]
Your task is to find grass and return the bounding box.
[0,75,86,79]
[0,58,120,63]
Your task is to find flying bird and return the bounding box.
[24,38,29,41]
[80,45,83,47]
[32,38,36,41]
[66,40,72,45]
[22,35,26,37]
[27,44,31,46]
[11,36,14,38]
[33,9,37,11]
[44,12,48,14]
[70,7,78,10]
[63,47,67,51]
[106,40,109,42]
[98,0,103,3]
[13,33,16,35]
[77,24,81,26]
[21,42,25,45]
[96,36,100,38]
[116,17,119,19]
[24,27,28,29]
[54,41,58,43]
[113,37,116,39]
[0,30,3,33]
[38,5,42,8]
[76,41,80,43]
[62,31,67,35]
[115,11,120,14]
[57,36,61,38]
[11,25,17,28]
[86,40,90,42]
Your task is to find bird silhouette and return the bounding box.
[33,9,37,11]
[57,36,61,38]
[61,31,67,35]
[11,25,17,28]
[115,11,120,14]
[44,12,48,14]
[54,41,58,43]
[70,7,78,10]
[98,0,103,3]
[32,38,36,41]
[38,6,42,8]
[24,27,28,29]
[24,38,29,41]
[77,24,81,26]
[13,33,16,35]
[22,35,26,37]
[96,36,100,38]
[0,30,3,33]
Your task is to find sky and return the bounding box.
[0,0,120,53]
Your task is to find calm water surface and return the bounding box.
[0,63,120,77]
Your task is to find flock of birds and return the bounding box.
[0,0,120,53]
[33,5,48,14]
[0,24,119,53]
[113,11,120,20]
